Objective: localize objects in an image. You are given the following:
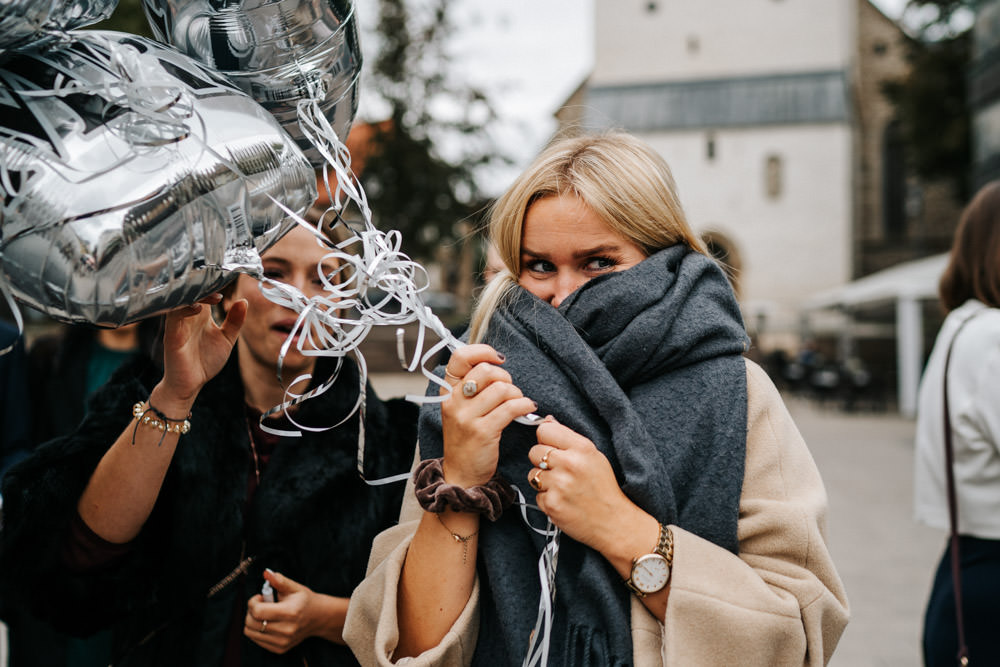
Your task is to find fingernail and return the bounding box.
[497,352,506,362]
[544,414,557,423]
[531,400,538,410]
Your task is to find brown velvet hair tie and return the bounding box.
[413,457,515,521]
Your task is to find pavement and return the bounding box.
[783,396,941,667]
[365,375,943,667]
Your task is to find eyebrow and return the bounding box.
[521,244,623,259]
[262,258,339,274]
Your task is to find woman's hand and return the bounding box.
[157,294,247,407]
[439,345,537,488]
[527,420,656,558]
[244,569,349,653]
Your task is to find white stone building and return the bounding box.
[559,0,950,352]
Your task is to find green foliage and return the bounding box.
[360,0,509,261]
[903,0,974,39]
[884,1,973,199]
[89,0,154,38]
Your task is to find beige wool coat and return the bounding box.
[343,360,850,666]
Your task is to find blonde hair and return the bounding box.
[468,132,705,342]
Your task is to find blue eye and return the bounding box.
[586,257,617,271]
[526,259,555,273]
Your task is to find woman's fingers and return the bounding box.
[535,420,593,452]
[443,344,506,384]
[244,601,292,654]
[528,443,559,471]
[219,298,247,344]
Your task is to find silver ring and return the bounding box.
[462,380,479,398]
[261,619,268,633]
[539,448,553,470]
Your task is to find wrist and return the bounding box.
[598,507,661,579]
[311,592,349,644]
[148,382,198,418]
[441,458,491,489]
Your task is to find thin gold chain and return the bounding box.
[245,421,261,484]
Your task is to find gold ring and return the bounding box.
[529,469,544,492]
[445,369,461,381]
[261,619,268,633]
[539,448,553,470]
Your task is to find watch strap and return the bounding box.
[654,522,674,565]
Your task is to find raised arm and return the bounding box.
[394,344,536,658]
[76,295,246,543]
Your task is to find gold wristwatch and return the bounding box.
[625,523,673,597]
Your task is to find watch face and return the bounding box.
[632,554,670,594]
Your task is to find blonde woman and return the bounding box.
[345,133,849,666]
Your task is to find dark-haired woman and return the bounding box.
[0,224,417,666]
[914,181,1000,666]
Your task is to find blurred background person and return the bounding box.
[481,243,504,284]
[4,319,161,667]
[0,319,31,481]
[914,181,1000,666]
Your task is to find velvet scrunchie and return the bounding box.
[413,457,515,521]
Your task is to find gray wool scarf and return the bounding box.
[419,245,750,667]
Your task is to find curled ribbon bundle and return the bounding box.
[258,96,559,665]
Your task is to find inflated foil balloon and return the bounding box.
[0,30,316,326]
[0,0,118,53]
[142,0,361,167]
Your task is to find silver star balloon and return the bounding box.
[0,30,317,326]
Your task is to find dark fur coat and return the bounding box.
[0,353,417,666]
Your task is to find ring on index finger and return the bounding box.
[261,619,268,633]
[462,380,479,398]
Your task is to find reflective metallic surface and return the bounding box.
[142,0,361,166]
[0,31,316,326]
[0,0,118,53]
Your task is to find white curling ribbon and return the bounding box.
[16,37,197,149]
[511,485,561,667]
[256,100,558,660]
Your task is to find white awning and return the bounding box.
[801,253,949,417]
[804,253,948,311]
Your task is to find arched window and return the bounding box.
[765,154,782,199]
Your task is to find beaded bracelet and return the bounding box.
[413,457,515,522]
[131,401,192,446]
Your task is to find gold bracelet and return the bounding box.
[131,402,191,446]
[436,513,479,564]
